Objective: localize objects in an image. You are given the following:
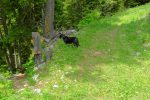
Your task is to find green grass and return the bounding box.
[1,3,150,100]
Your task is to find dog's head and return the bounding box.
[59,33,65,39]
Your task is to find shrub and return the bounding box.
[100,0,121,16]
[78,10,100,28]
[23,56,36,85]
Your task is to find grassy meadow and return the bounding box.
[1,3,150,100]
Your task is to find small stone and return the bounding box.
[74,79,77,82]
[34,88,41,94]
[32,74,39,82]
[24,84,28,87]
[34,67,38,71]
[53,84,59,88]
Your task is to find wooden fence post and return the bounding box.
[32,32,42,66]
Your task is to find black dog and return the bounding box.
[59,33,80,47]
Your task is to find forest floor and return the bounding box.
[2,3,150,99]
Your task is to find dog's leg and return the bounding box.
[73,43,76,47]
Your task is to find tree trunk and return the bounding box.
[5,48,16,74]
[42,4,45,35]
[42,0,55,62]
[44,0,55,38]
[1,10,16,74]
[18,40,22,67]
[14,47,17,68]
[8,47,16,74]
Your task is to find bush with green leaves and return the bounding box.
[78,10,100,28]
[124,0,150,8]
[23,56,36,85]
[100,0,122,16]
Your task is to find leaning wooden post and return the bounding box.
[32,32,42,66]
